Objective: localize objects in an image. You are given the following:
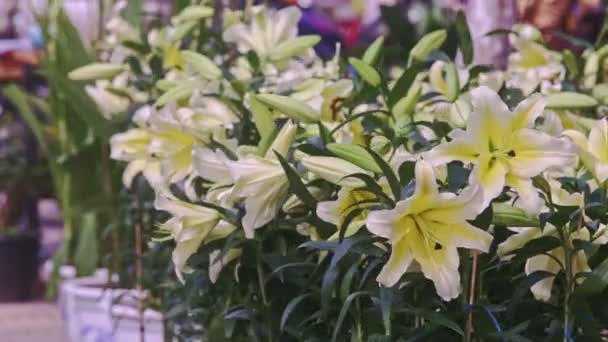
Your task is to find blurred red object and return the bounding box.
[517,0,603,49]
[0,49,40,81]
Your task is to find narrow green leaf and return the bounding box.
[349,57,382,87]
[74,213,98,277]
[332,291,371,342]
[249,94,276,139]
[455,11,473,65]
[388,63,421,107]
[576,256,608,296]
[2,85,49,156]
[363,36,385,65]
[281,293,313,331]
[274,152,317,207]
[364,147,401,201]
[181,50,222,80]
[412,309,464,336]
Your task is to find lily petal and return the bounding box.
[376,237,414,287]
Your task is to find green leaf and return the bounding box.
[2,85,49,156]
[349,57,382,87]
[545,92,598,110]
[408,29,447,66]
[340,260,362,301]
[388,63,421,108]
[393,82,421,135]
[123,0,144,27]
[332,291,371,342]
[281,293,313,331]
[274,152,317,207]
[364,147,401,201]
[506,270,555,321]
[181,50,222,80]
[363,36,385,65]
[576,256,608,296]
[455,11,473,65]
[512,236,562,263]
[46,243,68,299]
[249,94,276,140]
[74,213,98,277]
[411,309,464,336]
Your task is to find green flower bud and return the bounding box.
[255,94,319,123]
[68,63,124,80]
[546,92,598,110]
[327,143,382,173]
[268,35,320,62]
[492,203,539,227]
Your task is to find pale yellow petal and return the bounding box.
[470,154,507,207]
[507,129,575,178]
[376,237,414,287]
[510,93,546,131]
[588,119,608,162]
[526,250,562,302]
[469,86,511,151]
[409,230,461,301]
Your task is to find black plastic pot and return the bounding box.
[0,233,38,301]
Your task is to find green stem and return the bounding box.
[101,143,121,278]
[558,225,573,342]
[256,251,272,342]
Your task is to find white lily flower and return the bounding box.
[223,6,313,65]
[85,82,130,119]
[366,161,492,301]
[506,28,564,95]
[563,119,608,184]
[155,192,235,282]
[425,86,576,208]
[208,248,242,283]
[317,187,379,241]
[498,225,604,302]
[227,121,297,238]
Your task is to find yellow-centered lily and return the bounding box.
[110,106,162,188]
[317,187,379,241]
[498,225,607,302]
[563,119,608,184]
[227,121,297,238]
[425,86,575,208]
[155,192,235,282]
[366,161,492,301]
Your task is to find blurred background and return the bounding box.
[0,0,605,341]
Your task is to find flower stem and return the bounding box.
[465,251,479,342]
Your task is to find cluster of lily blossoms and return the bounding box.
[73,4,608,304]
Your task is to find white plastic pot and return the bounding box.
[61,275,114,342]
[60,273,164,342]
[111,305,164,342]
